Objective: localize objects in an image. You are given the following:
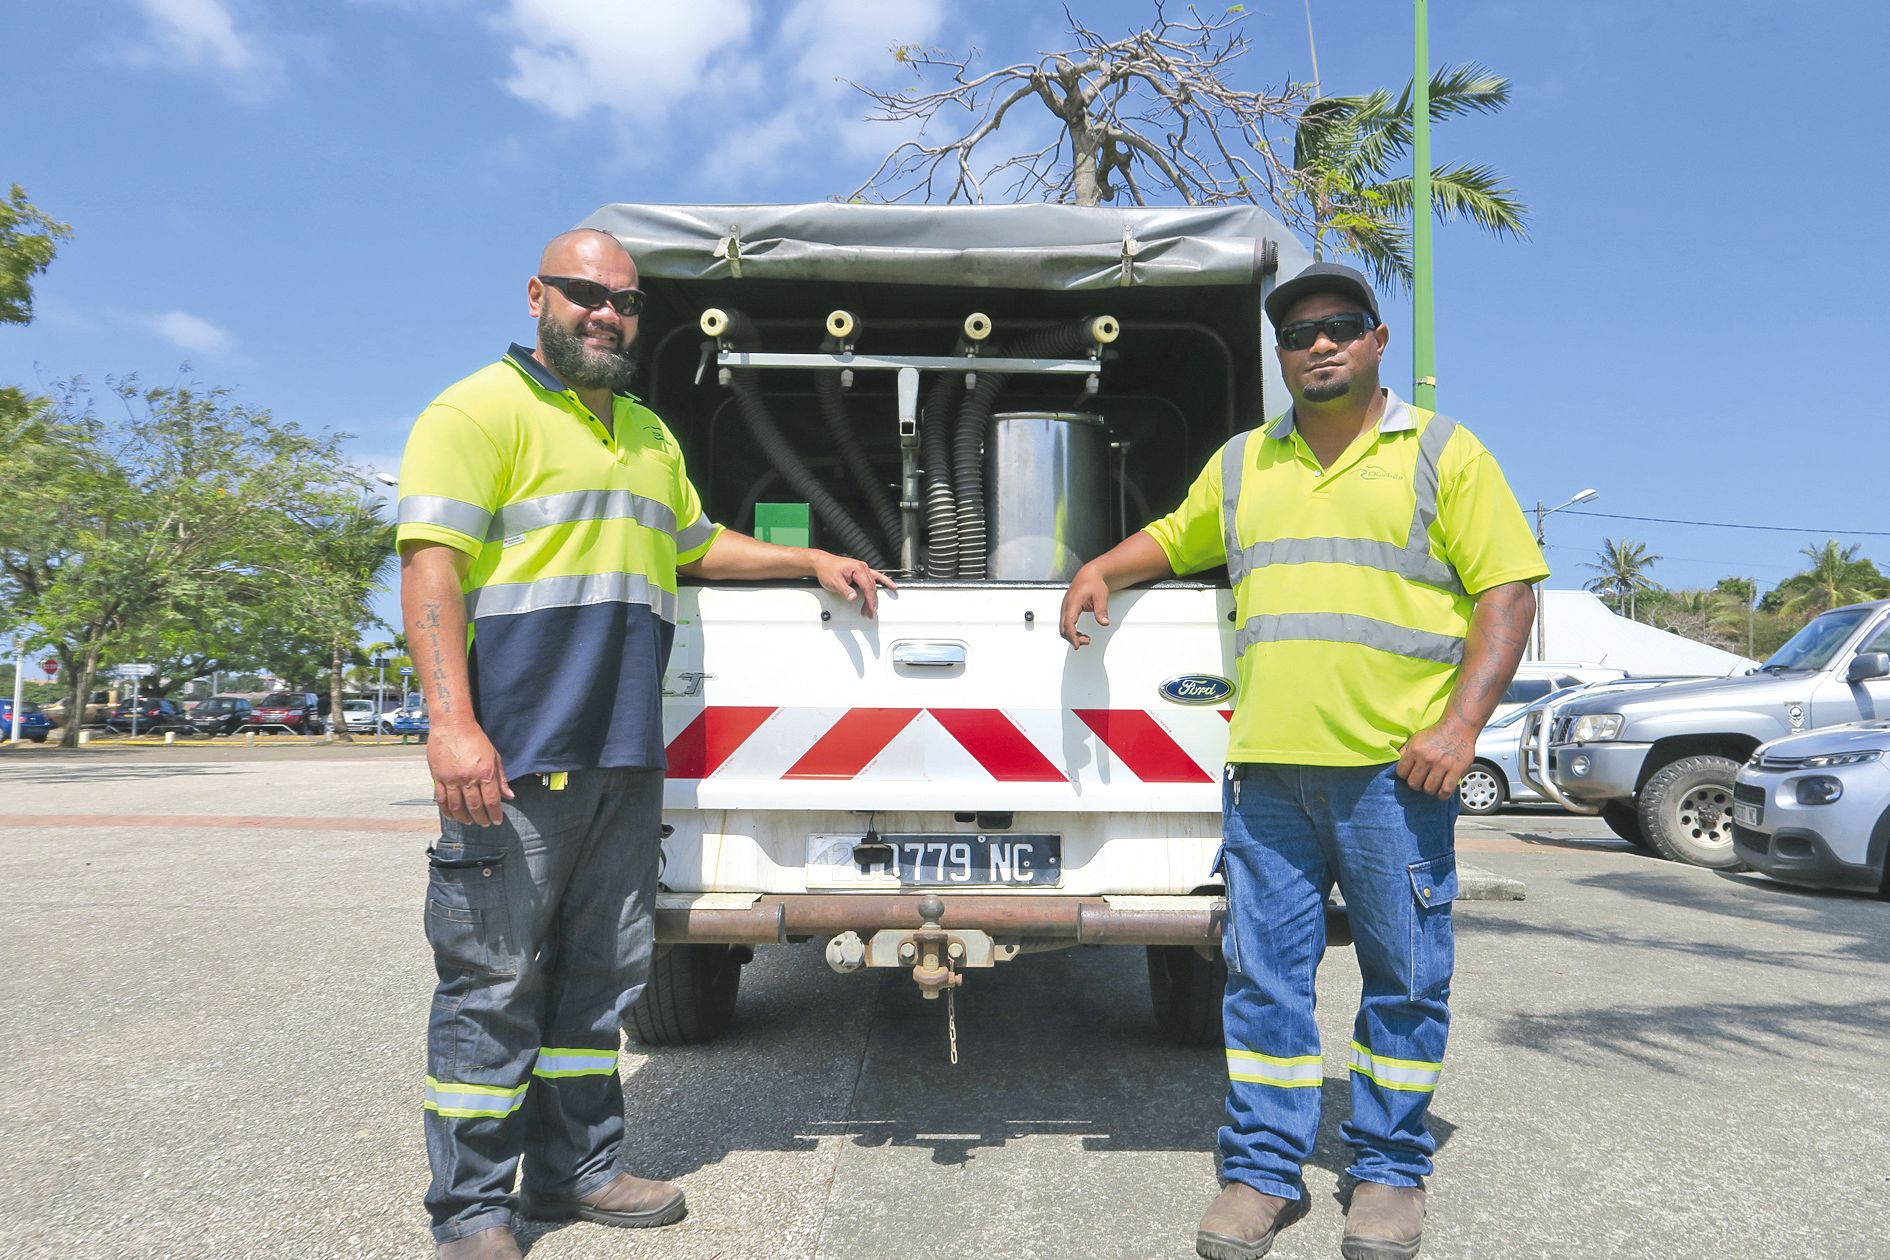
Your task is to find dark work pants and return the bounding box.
[421,768,664,1243]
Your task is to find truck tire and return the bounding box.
[627,944,749,1045]
[1457,763,1506,816]
[1637,755,1747,870]
[1600,800,1650,848]
[1146,945,1225,1047]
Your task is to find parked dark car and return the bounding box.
[0,699,54,743]
[188,695,254,736]
[104,698,191,734]
[247,691,325,734]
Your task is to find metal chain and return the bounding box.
[947,985,959,1065]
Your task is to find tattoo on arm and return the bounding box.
[1448,584,1536,728]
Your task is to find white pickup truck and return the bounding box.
[580,201,1319,1051]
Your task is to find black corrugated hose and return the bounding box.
[815,336,904,560]
[919,368,964,578]
[726,367,888,570]
[949,321,1100,579]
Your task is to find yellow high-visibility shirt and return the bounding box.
[395,345,723,775]
[1144,390,1547,766]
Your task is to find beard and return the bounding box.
[1299,365,1354,403]
[538,310,639,392]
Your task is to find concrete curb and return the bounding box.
[1459,861,1526,901]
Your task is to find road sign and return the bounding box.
[40,657,58,677]
[111,663,157,678]
[400,666,413,677]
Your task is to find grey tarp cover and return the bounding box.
[579,202,1313,292]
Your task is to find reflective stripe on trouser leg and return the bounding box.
[423,770,596,1243]
[1316,763,1456,1187]
[521,767,665,1205]
[1217,764,1333,1200]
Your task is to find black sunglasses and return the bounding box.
[1276,312,1377,351]
[538,274,646,317]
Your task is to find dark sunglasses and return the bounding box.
[538,274,646,317]
[1276,311,1378,351]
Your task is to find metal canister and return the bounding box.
[985,411,1109,581]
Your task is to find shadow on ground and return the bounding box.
[543,943,1451,1202]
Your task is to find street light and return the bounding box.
[1533,488,1598,659]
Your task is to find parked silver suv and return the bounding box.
[1526,600,1890,869]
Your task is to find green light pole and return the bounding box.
[1412,0,1436,409]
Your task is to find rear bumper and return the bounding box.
[653,891,1352,948]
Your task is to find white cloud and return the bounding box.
[117,0,284,97]
[146,310,235,355]
[498,0,757,122]
[493,0,945,185]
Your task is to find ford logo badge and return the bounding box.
[1159,674,1234,705]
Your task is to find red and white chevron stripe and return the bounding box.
[665,706,1234,784]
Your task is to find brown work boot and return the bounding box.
[1195,1181,1310,1260]
[436,1226,522,1259]
[522,1171,687,1229]
[1341,1180,1425,1260]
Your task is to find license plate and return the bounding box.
[805,833,1061,888]
[1732,801,1761,828]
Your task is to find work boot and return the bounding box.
[1195,1181,1309,1260]
[436,1226,522,1260]
[521,1171,687,1229]
[1341,1181,1425,1260]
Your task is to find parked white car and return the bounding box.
[1733,720,1890,895]
[1460,690,1581,815]
[1491,662,1628,723]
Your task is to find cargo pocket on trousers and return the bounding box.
[1405,854,1458,1001]
[426,848,518,978]
[1212,844,1244,977]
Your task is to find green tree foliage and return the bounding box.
[0,186,70,325]
[1763,540,1889,618]
[1288,63,1529,289]
[1582,537,1662,620]
[0,379,379,745]
[294,501,396,743]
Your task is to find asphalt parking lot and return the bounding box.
[3,744,1887,1259]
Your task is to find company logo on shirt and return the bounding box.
[643,425,673,451]
[1358,467,1405,482]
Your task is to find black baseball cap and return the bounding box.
[1263,261,1381,327]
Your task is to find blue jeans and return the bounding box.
[422,769,664,1243]
[1216,762,1458,1198]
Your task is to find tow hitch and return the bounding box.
[824,894,1012,1063]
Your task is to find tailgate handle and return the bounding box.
[893,640,967,668]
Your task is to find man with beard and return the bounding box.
[397,228,893,1259]
[1059,262,1542,1260]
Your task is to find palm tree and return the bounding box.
[1583,538,1662,621]
[1774,540,1889,617]
[1289,63,1530,289]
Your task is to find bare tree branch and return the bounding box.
[845,4,1306,211]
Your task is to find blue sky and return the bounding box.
[6,0,1888,637]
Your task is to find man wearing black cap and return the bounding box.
[1061,262,1544,1259]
